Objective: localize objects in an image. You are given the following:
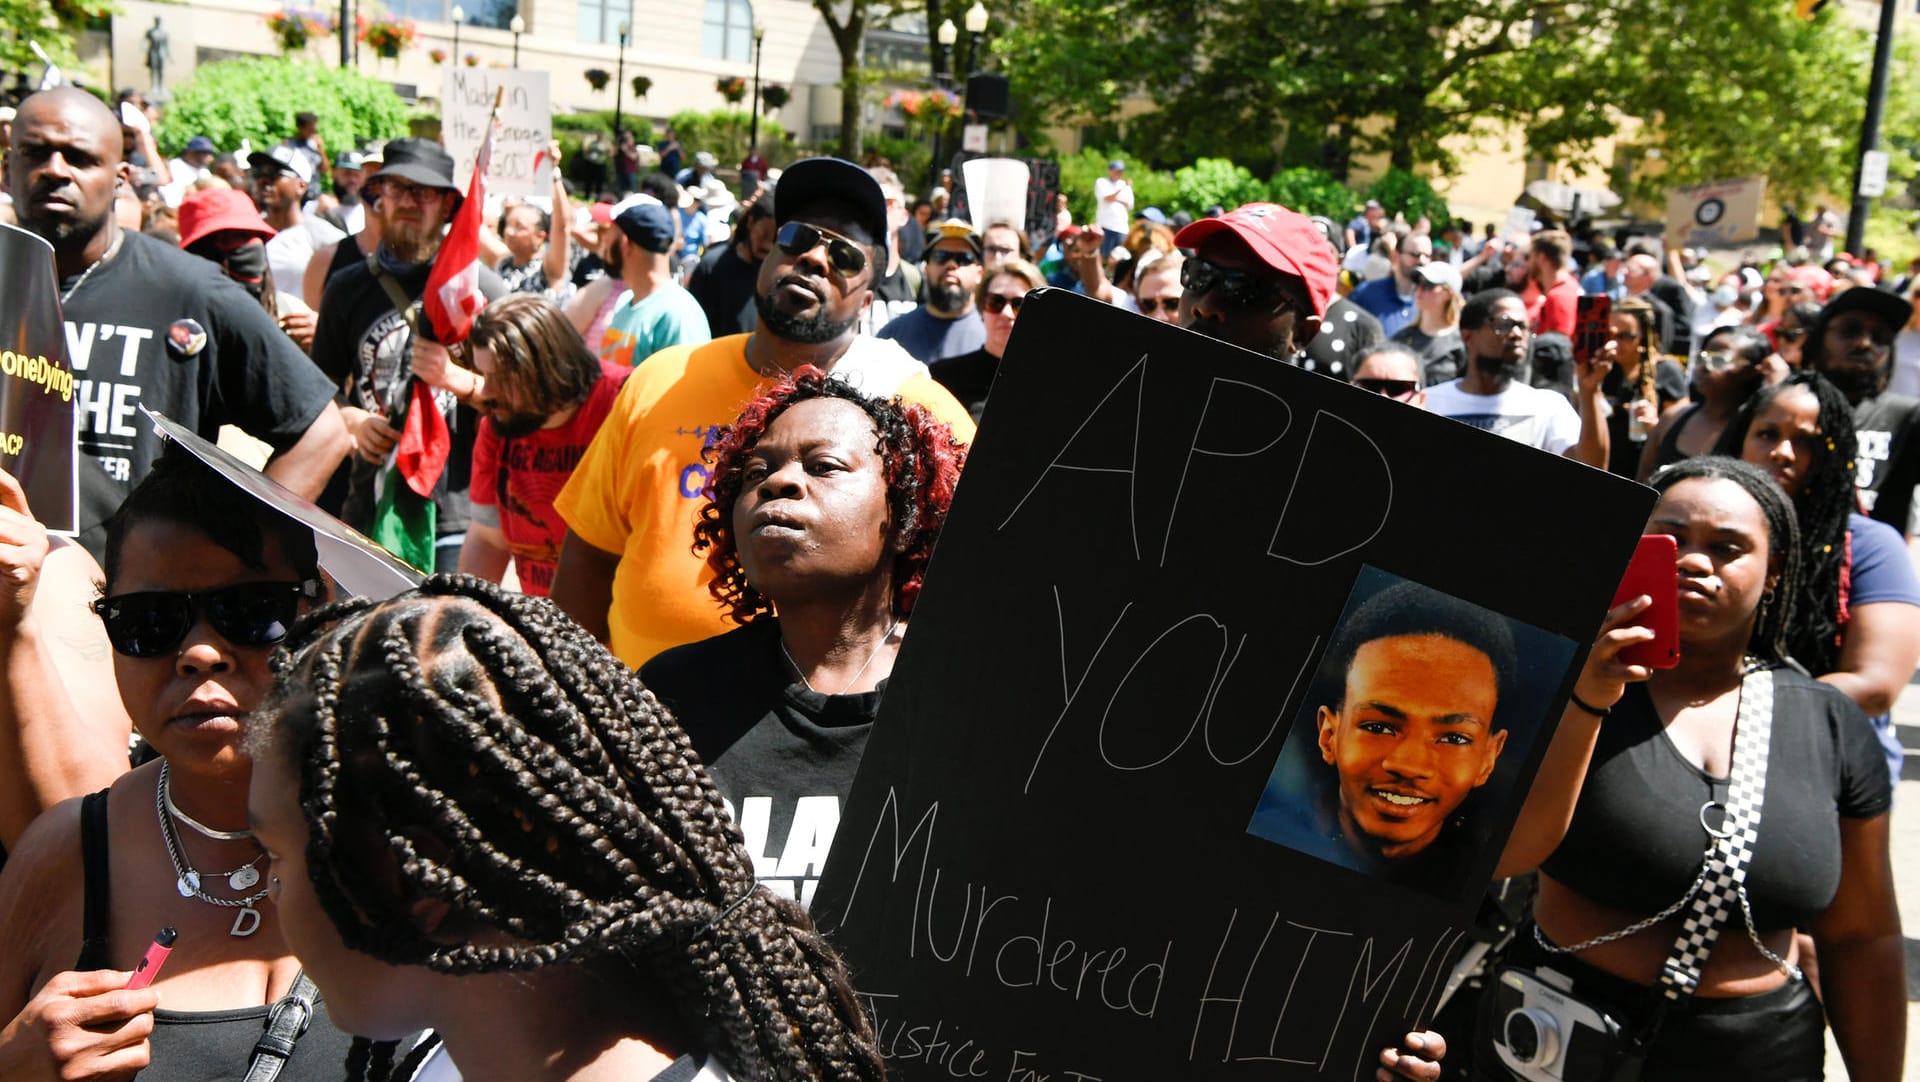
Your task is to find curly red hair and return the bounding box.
[693,367,967,624]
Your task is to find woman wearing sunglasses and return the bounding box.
[0,446,415,1082]
[1635,325,1771,480]
[929,258,1046,423]
[1716,372,1920,779]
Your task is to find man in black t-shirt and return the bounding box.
[1805,287,1920,537]
[688,197,775,337]
[310,139,507,568]
[6,87,350,558]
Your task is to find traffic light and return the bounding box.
[1795,0,1827,18]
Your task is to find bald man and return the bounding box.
[5,88,350,557]
[1621,251,1692,356]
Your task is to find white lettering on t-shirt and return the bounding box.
[724,793,841,912]
[67,321,152,445]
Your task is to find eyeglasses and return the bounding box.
[928,248,981,268]
[1609,331,1641,342]
[1355,377,1419,399]
[93,580,323,658]
[1136,297,1178,315]
[1777,327,1808,342]
[1694,350,1754,373]
[370,178,444,206]
[1181,257,1291,310]
[984,292,1026,314]
[1480,317,1528,336]
[775,221,868,277]
[1414,279,1448,292]
[983,245,1019,262]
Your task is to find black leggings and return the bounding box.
[1471,926,1826,1082]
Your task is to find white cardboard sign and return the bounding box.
[442,68,553,197]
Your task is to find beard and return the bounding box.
[21,190,111,253]
[490,410,547,439]
[1819,362,1885,404]
[754,287,859,345]
[383,220,443,265]
[926,280,969,313]
[1471,351,1520,381]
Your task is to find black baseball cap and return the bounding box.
[615,202,676,254]
[372,138,459,192]
[773,158,889,249]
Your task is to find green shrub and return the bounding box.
[666,109,791,170]
[155,58,408,165]
[866,134,933,199]
[1362,168,1451,228]
[1170,158,1266,218]
[1267,167,1360,221]
[1057,146,1176,226]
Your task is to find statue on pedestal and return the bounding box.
[144,18,170,95]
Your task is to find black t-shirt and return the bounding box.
[1392,324,1466,385]
[309,252,507,535]
[60,230,339,557]
[641,620,880,913]
[1542,670,1890,932]
[1852,392,1920,536]
[688,241,760,338]
[1600,359,1687,478]
[929,347,998,425]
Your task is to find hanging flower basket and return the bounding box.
[359,15,417,58]
[631,74,652,98]
[716,75,747,104]
[265,9,334,53]
[761,83,789,111]
[463,51,480,66]
[429,47,447,63]
[585,68,610,91]
[886,87,963,124]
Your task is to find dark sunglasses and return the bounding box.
[775,221,867,276]
[93,580,324,658]
[1136,297,1178,315]
[1777,327,1808,342]
[1181,257,1290,310]
[929,248,981,267]
[1355,377,1419,398]
[984,292,1026,314]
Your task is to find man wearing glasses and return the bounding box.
[1421,289,1610,467]
[1170,202,1339,365]
[876,219,987,364]
[309,138,509,565]
[550,158,977,668]
[1348,231,1432,338]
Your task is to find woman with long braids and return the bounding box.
[1714,371,1920,780]
[642,369,1452,1081]
[1494,457,1903,1081]
[0,444,416,1081]
[247,574,886,1082]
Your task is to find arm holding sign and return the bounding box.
[1494,597,1653,878]
[0,471,130,850]
[1379,1030,1447,1081]
[542,143,570,293]
[261,401,352,501]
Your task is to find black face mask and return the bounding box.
[222,241,269,295]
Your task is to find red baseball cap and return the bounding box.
[1174,202,1338,318]
[588,200,617,225]
[177,187,276,250]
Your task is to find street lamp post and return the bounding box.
[613,20,629,151]
[509,13,525,67]
[931,18,956,192]
[450,4,464,67]
[339,0,350,66]
[962,1,987,95]
[748,23,766,164]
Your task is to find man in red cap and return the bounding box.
[1172,202,1340,364]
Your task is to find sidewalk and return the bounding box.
[1823,676,1920,1080]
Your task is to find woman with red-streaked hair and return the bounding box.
[638,367,965,911]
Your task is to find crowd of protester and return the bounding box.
[0,76,1913,1081]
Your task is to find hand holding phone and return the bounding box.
[1610,534,1679,669]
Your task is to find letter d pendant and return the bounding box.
[230,904,263,938]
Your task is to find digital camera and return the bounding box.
[1488,967,1630,1082]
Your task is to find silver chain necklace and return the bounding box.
[164,774,253,841]
[781,620,901,696]
[59,229,124,306]
[156,760,272,936]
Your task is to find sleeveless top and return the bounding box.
[1649,401,1704,474]
[76,790,362,1082]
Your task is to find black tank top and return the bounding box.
[1649,401,1703,474]
[76,790,362,1081]
[325,232,370,289]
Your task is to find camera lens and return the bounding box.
[1504,1011,1541,1062]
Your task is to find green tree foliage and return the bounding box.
[0,0,109,76]
[665,109,791,169]
[1056,147,1175,223]
[155,58,408,159]
[1172,158,1266,216]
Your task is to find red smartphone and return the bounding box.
[1573,294,1612,369]
[1610,534,1679,669]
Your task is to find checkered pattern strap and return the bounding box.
[1655,667,1774,1001]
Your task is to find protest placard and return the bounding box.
[442,68,552,197]
[949,152,1064,253]
[146,409,422,600]
[1664,177,1766,252]
[0,223,78,535]
[812,289,1654,1080]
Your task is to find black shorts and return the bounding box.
[1471,925,1825,1082]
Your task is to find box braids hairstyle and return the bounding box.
[262,574,885,1081]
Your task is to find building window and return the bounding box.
[577,0,631,42]
[703,0,752,61]
[391,0,516,29]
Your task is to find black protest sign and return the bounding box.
[0,224,78,534]
[812,290,1653,1081]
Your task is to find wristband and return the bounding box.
[1568,691,1611,719]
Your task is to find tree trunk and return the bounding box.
[839,65,863,159]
